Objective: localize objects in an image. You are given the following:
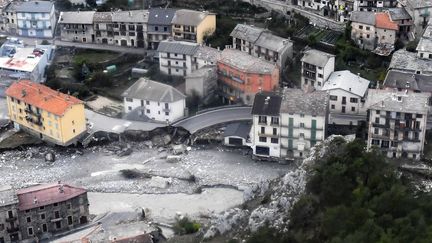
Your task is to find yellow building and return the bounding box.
[5,80,87,146]
[171,9,216,44]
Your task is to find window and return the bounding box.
[26,217,31,223]
[350,98,358,103]
[342,106,345,113]
[55,221,61,229]
[128,106,132,111]
[146,100,150,105]
[331,104,335,109]
[73,129,76,133]
[28,227,33,236]
[374,128,379,134]
[54,211,60,218]
[375,117,380,123]
[330,95,337,101]
[381,141,389,148]
[40,213,45,220]
[318,74,323,78]
[42,224,47,232]
[359,25,363,29]
[351,107,355,112]
[0,224,4,231]
[271,138,278,144]
[259,137,267,142]
[258,116,267,124]
[376,110,380,114]
[261,127,265,134]
[372,139,380,145]
[300,123,305,128]
[68,216,73,225]
[39,206,44,210]
[271,117,279,125]
[155,26,159,31]
[300,114,305,118]
[272,128,277,135]
[299,133,305,139]
[146,109,150,113]
[72,120,75,125]
[126,98,133,102]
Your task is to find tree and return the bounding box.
[87,71,113,87]
[86,0,97,8]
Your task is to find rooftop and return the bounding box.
[0,186,17,207]
[386,8,411,20]
[389,49,432,74]
[251,92,282,116]
[0,47,45,73]
[375,12,398,30]
[301,48,335,67]
[122,78,186,103]
[368,89,431,114]
[7,1,53,13]
[350,11,375,25]
[417,36,432,53]
[157,40,199,55]
[280,88,328,116]
[405,0,432,9]
[219,49,277,74]
[93,11,113,22]
[148,8,176,25]
[193,45,221,63]
[112,10,149,23]
[383,70,432,92]
[60,11,96,24]
[186,66,217,79]
[171,9,214,26]
[230,24,264,44]
[322,70,370,97]
[6,80,83,116]
[17,183,87,211]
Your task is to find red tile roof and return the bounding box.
[17,183,87,211]
[375,12,399,31]
[5,80,83,116]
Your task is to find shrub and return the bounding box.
[406,40,419,52]
[173,216,201,235]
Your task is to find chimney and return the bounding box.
[21,89,26,97]
[264,96,270,105]
[33,197,38,205]
[38,88,41,94]
[59,185,64,193]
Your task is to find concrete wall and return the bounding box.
[351,22,376,50]
[376,28,396,45]
[124,97,186,122]
[159,51,194,76]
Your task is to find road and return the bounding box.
[173,106,252,134]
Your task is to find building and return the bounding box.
[0,47,49,83]
[417,19,432,59]
[350,11,377,50]
[375,12,399,45]
[59,11,96,43]
[366,89,430,160]
[300,48,335,90]
[217,49,279,105]
[122,78,186,123]
[185,66,217,103]
[5,80,87,146]
[223,122,251,147]
[193,45,221,69]
[0,186,20,243]
[16,183,89,241]
[336,0,355,22]
[386,8,413,39]
[4,1,56,38]
[354,0,397,12]
[157,40,199,76]
[147,8,176,50]
[230,24,293,70]
[1,1,17,34]
[111,10,148,48]
[389,49,432,75]
[322,70,370,125]
[93,12,114,45]
[383,69,432,93]
[402,0,432,37]
[251,89,328,160]
[171,9,216,44]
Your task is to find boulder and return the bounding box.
[45,152,55,162]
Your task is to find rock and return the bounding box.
[44,152,55,162]
[75,150,83,155]
[162,134,172,145]
[144,140,153,148]
[118,147,133,157]
[149,176,172,189]
[166,155,181,163]
[171,144,187,155]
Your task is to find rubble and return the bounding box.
[45,152,56,162]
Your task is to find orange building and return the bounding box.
[217,49,279,105]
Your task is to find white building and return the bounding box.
[10,1,56,38]
[366,89,430,160]
[322,70,370,125]
[122,78,187,123]
[251,89,328,160]
[417,19,432,59]
[59,11,96,43]
[301,49,335,90]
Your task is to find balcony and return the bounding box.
[7,226,19,233]
[372,123,390,128]
[5,216,17,222]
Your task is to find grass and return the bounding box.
[73,50,119,65]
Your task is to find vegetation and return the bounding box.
[173,216,201,235]
[172,0,266,16]
[247,139,432,243]
[205,15,238,49]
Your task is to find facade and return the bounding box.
[375,12,399,46]
[402,0,432,37]
[386,8,413,39]
[2,2,17,34]
[157,40,199,76]
[171,9,216,44]
[0,187,20,243]
[122,78,186,123]
[185,66,217,103]
[93,12,114,45]
[251,89,328,160]
[217,49,279,105]
[111,10,149,48]
[17,183,89,241]
[300,48,335,90]
[336,0,355,22]
[4,1,56,38]
[366,90,430,160]
[350,11,377,50]
[354,0,397,12]
[147,8,176,50]
[59,11,96,43]
[230,24,293,70]
[223,122,251,147]
[5,80,87,146]
[416,19,432,59]
[322,70,370,125]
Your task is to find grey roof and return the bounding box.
[389,49,432,74]
[387,8,411,20]
[93,12,113,23]
[193,46,221,63]
[171,9,214,26]
[157,40,199,55]
[8,1,53,13]
[417,36,432,52]
[60,11,95,24]
[223,122,251,139]
[112,10,149,23]
[322,70,370,97]
[350,11,375,25]
[148,8,176,25]
[0,186,17,207]
[405,0,432,9]
[122,78,186,103]
[383,70,432,92]
[219,49,277,74]
[280,88,328,116]
[301,49,335,67]
[255,31,293,52]
[368,89,431,114]
[186,66,217,79]
[252,92,282,116]
[230,24,264,43]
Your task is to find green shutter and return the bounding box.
[288,139,293,149]
[288,118,294,138]
[311,119,317,146]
